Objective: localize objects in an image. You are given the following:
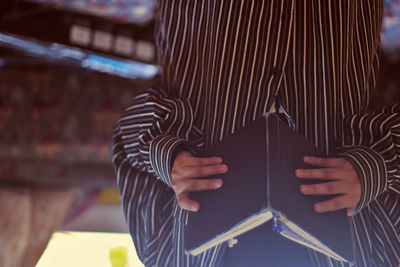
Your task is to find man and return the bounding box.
[113,0,400,266]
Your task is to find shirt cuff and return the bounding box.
[149,135,189,187]
[338,146,388,213]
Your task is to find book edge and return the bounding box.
[186,209,273,256]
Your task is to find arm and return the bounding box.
[296,103,400,215]
[112,87,191,265]
[115,87,203,187]
[112,87,226,264]
[337,103,400,212]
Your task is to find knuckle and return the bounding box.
[214,165,222,174]
[321,183,332,193]
[349,170,358,179]
[322,169,330,177]
[325,183,334,193]
[190,181,199,191]
[197,168,205,176]
[200,158,209,165]
[191,158,200,165]
[308,185,315,194]
[311,157,320,163]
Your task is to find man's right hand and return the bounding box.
[171,151,228,212]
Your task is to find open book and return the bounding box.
[184,113,354,263]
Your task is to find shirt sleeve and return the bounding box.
[337,103,400,213]
[112,87,204,265]
[115,87,204,187]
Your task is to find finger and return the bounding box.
[300,181,347,195]
[184,156,223,167]
[174,178,223,195]
[303,157,351,169]
[314,195,353,213]
[186,178,223,192]
[295,168,343,180]
[176,192,199,212]
[184,164,228,179]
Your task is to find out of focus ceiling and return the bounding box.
[0,0,159,79]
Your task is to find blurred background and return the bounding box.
[0,0,398,266]
[0,0,157,266]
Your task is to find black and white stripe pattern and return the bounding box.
[113,0,400,266]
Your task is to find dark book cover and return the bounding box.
[185,114,353,262]
[266,114,353,261]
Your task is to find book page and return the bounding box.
[188,210,273,256]
[278,217,349,262]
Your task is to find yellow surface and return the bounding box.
[109,247,128,267]
[36,231,143,267]
[97,187,121,205]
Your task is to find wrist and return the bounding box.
[338,146,387,213]
[149,135,190,187]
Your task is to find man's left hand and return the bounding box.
[295,156,361,216]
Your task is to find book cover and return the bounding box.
[185,114,353,262]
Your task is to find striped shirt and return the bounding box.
[113,0,400,266]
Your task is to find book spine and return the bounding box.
[265,116,271,208]
[272,216,282,233]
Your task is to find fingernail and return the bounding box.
[314,204,322,212]
[220,165,228,172]
[296,169,304,176]
[213,157,222,163]
[300,185,307,193]
[304,156,312,161]
[192,204,199,212]
[215,180,223,189]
